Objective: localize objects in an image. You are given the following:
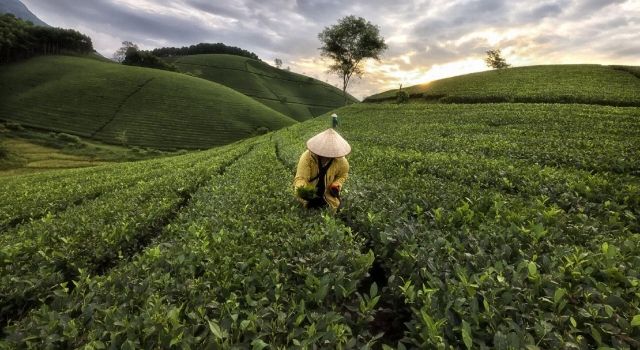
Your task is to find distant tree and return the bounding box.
[286,66,290,71]
[0,14,93,64]
[396,84,409,104]
[151,43,260,60]
[274,58,283,68]
[113,41,138,63]
[485,49,510,69]
[122,47,176,72]
[318,15,387,103]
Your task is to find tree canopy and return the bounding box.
[151,43,259,60]
[122,46,176,72]
[0,14,93,64]
[113,41,137,63]
[318,15,387,102]
[485,49,511,69]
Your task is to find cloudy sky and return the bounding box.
[21,0,640,99]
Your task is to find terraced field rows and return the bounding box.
[0,56,296,150]
[0,141,255,331]
[2,142,379,348]
[1,154,203,231]
[1,102,639,348]
[274,103,640,348]
[167,54,357,121]
[366,65,640,107]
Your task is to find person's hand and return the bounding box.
[329,183,341,197]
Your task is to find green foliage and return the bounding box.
[396,89,409,104]
[253,126,270,136]
[1,140,376,348]
[123,47,177,72]
[365,64,640,106]
[318,15,387,100]
[485,49,510,69]
[0,101,638,348]
[112,41,137,63]
[55,132,81,144]
[0,55,296,150]
[0,14,93,64]
[296,184,317,200]
[152,42,260,60]
[273,102,640,348]
[164,54,357,121]
[611,65,640,79]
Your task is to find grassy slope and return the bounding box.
[0,55,296,150]
[365,64,640,106]
[165,54,358,121]
[0,138,111,176]
[0,124,174,176]
[1,102,638,348]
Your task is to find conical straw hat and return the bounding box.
[307,128,351,158]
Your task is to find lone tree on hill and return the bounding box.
[274,58,283,68]
[318,15,387,103]
[485,49,510,69]
[113,41,138,63]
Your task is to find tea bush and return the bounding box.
[274,102,640,348]
[55,133,82,144]
[1,102,638,348]
[365,65,640,107]
[396,90,409,104]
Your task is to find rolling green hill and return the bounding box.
[1,100,639,348]
[0,55,296,150]
[165,54,358,121]
[365,64,640,106]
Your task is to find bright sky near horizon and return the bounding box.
[20,0,640,99]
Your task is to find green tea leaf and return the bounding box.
[553,288,566,304]
[370,282,378,298]
[527,261,537,278]
[461,320,472,349]
[251,339,268,350]
[208,320,224,340]
[631,315,640,327]
[590,326,602,344]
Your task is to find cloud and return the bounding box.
[20,0,640,99]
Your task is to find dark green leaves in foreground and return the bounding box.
[274,103,640,349]
[1,102,639,348]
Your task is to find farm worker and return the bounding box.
[293,121,350,211]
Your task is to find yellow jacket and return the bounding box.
[293,150,349,209]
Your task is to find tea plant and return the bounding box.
[1,101,639,348]
[3,144,378,348]
[274,102,640,348]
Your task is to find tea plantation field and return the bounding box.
[365,65,640,106]
[0,56,296,150]
[1,102,639,349]
[165,54,358,121]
